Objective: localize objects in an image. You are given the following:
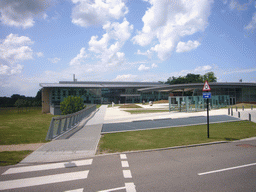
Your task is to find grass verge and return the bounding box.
[0,151,32,166]
[124,110,169,114]
[98,121,256,154]
[0,107,54,145]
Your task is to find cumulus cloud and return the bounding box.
[114,74,137,81]
[138,64,150,71]
[70,47,87,66]
[0,34,36,75]
[132,0,213,60]
[176,40,201,53]
[71,0,128,27]
[89,19,133,66]
[245,13,256,32]
[0,0,52,28]
[136,49,153,58]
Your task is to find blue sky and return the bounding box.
[1,0,256,97]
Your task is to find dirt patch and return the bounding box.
[0,143,45,152]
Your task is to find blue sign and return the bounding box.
[203,92,211,99]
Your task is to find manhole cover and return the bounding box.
[236,144,256,148]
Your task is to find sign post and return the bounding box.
[203,81,211,138]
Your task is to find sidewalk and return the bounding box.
[20,105,107,164]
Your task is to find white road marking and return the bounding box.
[2,159,93,175]
[65,188,84,192]
[125,183,136,192]
[121,161,129,168]
[123,170,132,178]
[120,154,127,159]
[198,162,256,176]
[97,186,126,192]
[0,170,89,190]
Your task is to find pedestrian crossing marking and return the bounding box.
[0,170,89,191]
[2,159,93,175]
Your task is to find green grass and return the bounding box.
[0,107,54,145]
[124,110,169,114]
[119,104,142,108]
[223,103,256,109]
[0,151,32,166]
[98,121,256,153]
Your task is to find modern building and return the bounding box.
[40,80,169,114]
[138,82,256,105]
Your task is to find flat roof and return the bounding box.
[40,81,163,88]
[138,82,256,92]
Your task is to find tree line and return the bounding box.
[0,89,42,108]
[164,72,217,85]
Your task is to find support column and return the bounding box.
[42,88,51,113]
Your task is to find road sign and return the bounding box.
[203,92,211,99]
[203,81,211,91]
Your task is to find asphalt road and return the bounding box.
[102,115,240,133]
[0,139,255,192]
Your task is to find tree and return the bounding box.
[165,72,217,85]
[60,96,85,115]
[203,72,217,82]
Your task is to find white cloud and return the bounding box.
[71,0,128,27]
[0,34,35,75]
[138,64,150,71]
[0,64,23,75]
[114,74,137,81]
[245,13,256,32]
[48,57,60,64]
[88,19,133,66]
[70,47,87,66]
[136,49,153,58]
[229,0,252,11]
[132,0,213,60]
[176,40,201,53]
[0,0,52,29]
[151,63,158,68]
[36,52,44,57]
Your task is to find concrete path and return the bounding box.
[20,105,107,164]
[230,108,256,123]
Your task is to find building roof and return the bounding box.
[40,81,162,89]
[138,82,256,92]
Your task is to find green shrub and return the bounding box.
[60,96,85,115]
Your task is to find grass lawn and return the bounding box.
[119,104,142,108]
[0,151,32,166]
[124,109,169,114]
[0,107,54,145]
[224,103,256,109]
[98,121,256,154]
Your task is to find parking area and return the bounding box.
[102,115,241,133]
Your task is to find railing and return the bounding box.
[45,105,97,140]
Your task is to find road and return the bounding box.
[0,139,255,191]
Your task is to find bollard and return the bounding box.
[249,113,251,121]
[236,106,237,111]
[238,112,240,118]
[251,105,253,110]
[231,108,233,116]
[242,106,244,111]
[228,108,230,115]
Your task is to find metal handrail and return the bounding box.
[45,104,97,140]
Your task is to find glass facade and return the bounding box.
[50,87,169,105]
[169,95,230,112]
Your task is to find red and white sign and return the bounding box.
[202,81,211,91]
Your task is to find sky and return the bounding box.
[0,0,256,97]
